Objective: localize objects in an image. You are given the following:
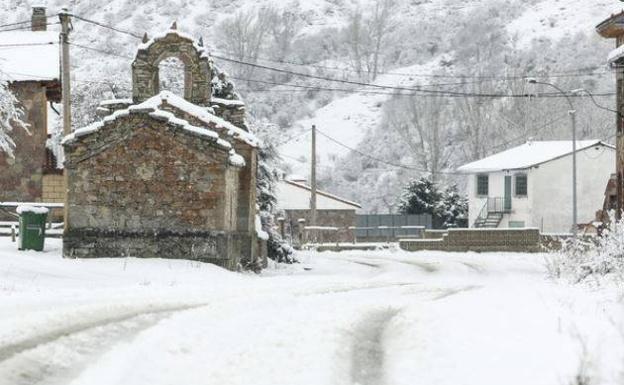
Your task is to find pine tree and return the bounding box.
[398,177,468,229]
[397,177,442,216]
[438,184,469,229]
[254,121,296,263]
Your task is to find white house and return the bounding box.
[457,140,615,233]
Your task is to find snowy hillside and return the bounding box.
[2,0,621,212]
[508,0,623,47]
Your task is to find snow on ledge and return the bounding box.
[62,102,248,157]
[136,29,210,60]
[154,91,259,148]
[608,44,624,64]
[228,151,246,167]
[255,215,269,241]
[16,205,49,215]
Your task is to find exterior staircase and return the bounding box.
[474,212,504,228]
[473,198,509,229]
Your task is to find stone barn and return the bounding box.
[62,27,260,270]
[0,7,63,209]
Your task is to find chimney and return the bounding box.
[31,6,47,31]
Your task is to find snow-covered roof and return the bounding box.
[142,91,258,147]
[62,95,246,168]
[457,140,613,173]
[275,180,361,211]
[0,31,59,82]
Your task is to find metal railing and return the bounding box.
[487,197,511,213]
[474,197,511,227]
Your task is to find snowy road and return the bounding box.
[1,240,624,385]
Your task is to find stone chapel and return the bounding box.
[62,26,261,270]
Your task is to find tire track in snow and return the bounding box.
[0,303,211,385]
[0,303,205,364]
[350,308,401,385]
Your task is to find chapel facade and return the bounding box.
[63,26,261,269]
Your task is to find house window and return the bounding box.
[515,174,528,196]
[476,174,489,196]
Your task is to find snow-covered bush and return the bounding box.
[548,214,623,283]
[0,78,28,157]
[261,211,296,264]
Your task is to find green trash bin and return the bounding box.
[17,205,49,251]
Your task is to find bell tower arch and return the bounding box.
[132,26,212,106]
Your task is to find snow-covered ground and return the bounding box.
[1,238,623,385]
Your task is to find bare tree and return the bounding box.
[385,93,455,183]
[344,0,398,81]
[216,8,272,80]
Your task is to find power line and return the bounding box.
[313,127,463,175]
[71,14,143,39]
[0,42,57,48]
[66,15,618,93]
[0,22,60,33]
[216,50,612,81]
[0,15,57,30]
[213,54,618,99]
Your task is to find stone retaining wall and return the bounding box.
[63,229,243,270]
[400,228,541,253]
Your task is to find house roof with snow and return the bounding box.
[276,179,361,211]
[457,140,614,173]
[0,31,59,82]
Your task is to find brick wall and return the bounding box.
[42,174,64,203]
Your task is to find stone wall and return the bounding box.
[400,228,541,253]
[211,99,247,130]
[157,102,259,263]
[64,114,242,264]
[0,82,48,203]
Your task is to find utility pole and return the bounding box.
[59,9,72,236]
[528,79,578,240]
[310,125,317,227]
[59,9,71,135]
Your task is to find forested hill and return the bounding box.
[2,0,622,212]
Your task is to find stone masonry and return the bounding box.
[399,228,541,253]
[63,27,260,270]
[133,28,212,106]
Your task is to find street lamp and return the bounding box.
[527,79,578,240]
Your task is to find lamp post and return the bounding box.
[527,79,578,240]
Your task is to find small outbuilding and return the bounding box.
[62,27,260,269]
[275,178,361,244]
